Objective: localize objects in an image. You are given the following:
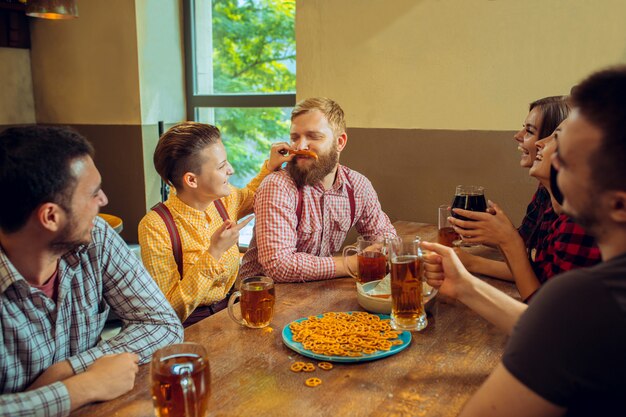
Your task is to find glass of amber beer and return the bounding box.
[151,343,210,417]
[342,235,388,283]
[438,205,461,247]
[228,276,275,328]
[388,235,438,331]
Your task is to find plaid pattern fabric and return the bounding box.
[0,217,183,417]
[528,206,601,284]
[138,163,271,322]
[240,165,396,282]
[518,185,551,245]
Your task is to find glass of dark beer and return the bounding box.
[451,185,487,220]
[451,185,487,246]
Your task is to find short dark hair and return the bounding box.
[572,66,626,191]
[529,96,571,140]
[0,126,94,233]
[153,122,222,189]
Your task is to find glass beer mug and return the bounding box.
[342,235,388,283]
[151,343,210,417]
[228,276,275,328]
[387,235,438,331]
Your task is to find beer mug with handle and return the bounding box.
[342,235,388,283]
[151,342,210,417]
[387,235,438,331]
[228,276,275,328]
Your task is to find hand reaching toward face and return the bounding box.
[267,142,294,171]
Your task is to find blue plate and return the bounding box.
[282,312,411,363]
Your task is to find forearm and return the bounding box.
[262,251,335,282]
[500,236,541,300]
[470,258,514,281]
[27,361,74,391]
[458,275,527,334]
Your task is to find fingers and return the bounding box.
[234,215,254,231]
[272,142,295,160]
[420,241,452,257]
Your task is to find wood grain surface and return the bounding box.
[72,222,517,417]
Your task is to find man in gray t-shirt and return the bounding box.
[421,66,626,416]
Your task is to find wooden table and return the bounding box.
[73,222,517,417]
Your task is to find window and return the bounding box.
[184,0,296,244]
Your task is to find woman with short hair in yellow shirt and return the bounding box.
[138,122,291,326]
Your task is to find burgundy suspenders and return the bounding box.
[151,200,230,279]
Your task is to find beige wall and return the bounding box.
[297,0,626,225]
[298,0,626,130]
[30,0,142,125]
[19,0,186,242]
[0,47,35,125]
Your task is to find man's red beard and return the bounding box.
[286,142,339,188]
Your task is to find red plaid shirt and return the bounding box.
[528,206,601,284]
[518,185,551,246]
[240,165,395,282]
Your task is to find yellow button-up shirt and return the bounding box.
[138,163,272,321]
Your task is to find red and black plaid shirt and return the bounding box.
[518,185,551,246]
[527,206,601,284]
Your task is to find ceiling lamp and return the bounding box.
[26,0,78,20]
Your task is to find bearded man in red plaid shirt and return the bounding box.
[240,97,396,282]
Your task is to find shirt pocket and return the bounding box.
[332,216,352,233]
[296,219,322,252]
[73,300,110,351]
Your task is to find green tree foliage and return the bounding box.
[212,0,295,187]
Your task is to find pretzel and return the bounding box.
[302,363,316,372]
[305,377,322,387]
[289,312,401,358]
[318,362,333,370]
[279,149,319,160]
[290,362,306,372]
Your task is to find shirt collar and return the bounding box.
[331,164,349,192]
[168,193,216,223]
[0,245,23,294]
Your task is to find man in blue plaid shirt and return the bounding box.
[0,126,183,416]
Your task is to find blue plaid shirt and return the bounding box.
[0,217,183,417]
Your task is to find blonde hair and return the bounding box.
[291,97,346,137]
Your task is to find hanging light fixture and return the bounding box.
[26,0,78,20]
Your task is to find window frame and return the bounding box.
[182,0,296,121]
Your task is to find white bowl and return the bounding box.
[356,280,436,315]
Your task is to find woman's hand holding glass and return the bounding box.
[448,201,517,247]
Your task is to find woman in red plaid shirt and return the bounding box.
[450,118,601,301]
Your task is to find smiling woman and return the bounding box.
[138,122,290,326]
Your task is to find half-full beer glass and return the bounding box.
[151,343,210,417]
[342,235,388,283]
[388,235,437,331]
